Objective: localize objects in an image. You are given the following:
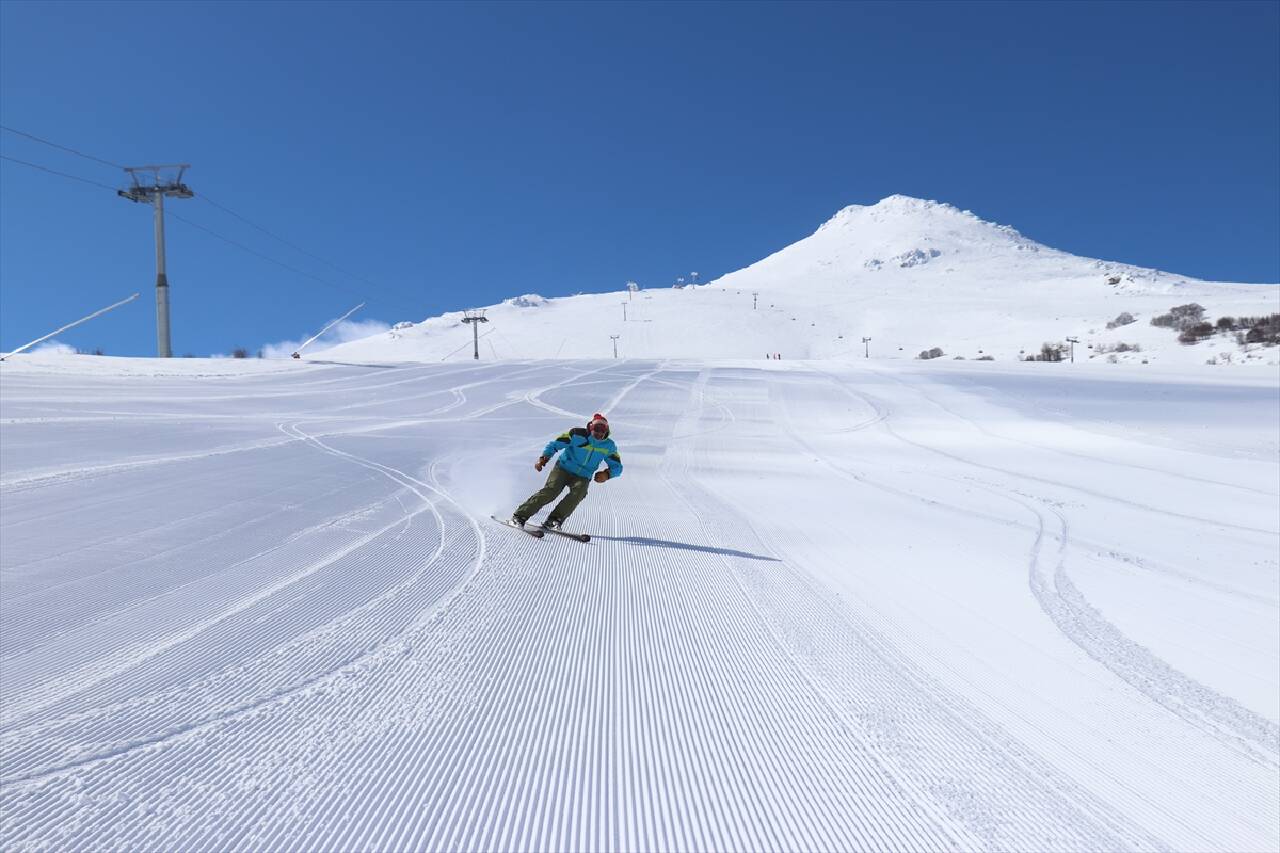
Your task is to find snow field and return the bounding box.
[1,356,1277,851]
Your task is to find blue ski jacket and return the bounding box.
[543,427,623,480]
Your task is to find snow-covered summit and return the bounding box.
[727,194,1058,293]
[316,196,1278,364]
[506,294,550,308]
[816,195,1043,249]
[818,194,1024,235]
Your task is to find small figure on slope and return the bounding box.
[512,412,623,530]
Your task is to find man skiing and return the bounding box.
[512,412,622,530]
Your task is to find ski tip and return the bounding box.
[490,515,545,537]
[543,527,590,542]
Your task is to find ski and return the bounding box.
[541,526,590,543]
[490,515,544,538]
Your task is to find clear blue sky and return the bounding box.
[2,0,1277,357]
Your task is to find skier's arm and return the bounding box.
[542,432,572,459]
[538,432,575,468]
[603,450,622,480]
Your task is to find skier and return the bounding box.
[512,413,622,530]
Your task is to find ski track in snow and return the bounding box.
[1,360,1277,852]
[759,367,1277,847]
[667,370,1163,852]
[827,367,1279,764]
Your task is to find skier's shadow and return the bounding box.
[590,534,780,562]
[303,360,401,369]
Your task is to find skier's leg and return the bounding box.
[513,467,569,522]
[546,473,590,525]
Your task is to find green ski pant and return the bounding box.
[515,465,590,523]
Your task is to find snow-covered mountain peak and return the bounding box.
[834,194,954,217]
[315,196,1277,364]
[813,195,1041,253]
[721,196,1059,294]
[818,194,980,226]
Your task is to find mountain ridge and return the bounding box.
[318,196,1279,364]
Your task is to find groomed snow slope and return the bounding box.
[1,354,1277,852]
[314,196,1279,365]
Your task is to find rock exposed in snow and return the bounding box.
[893,248,942,268]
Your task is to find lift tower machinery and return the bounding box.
[118,164,194,357]
[462,309,489,360]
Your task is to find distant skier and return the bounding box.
[512,413,622,530]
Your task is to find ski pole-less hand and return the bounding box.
[535,456,549,472]
[593,470,610,483]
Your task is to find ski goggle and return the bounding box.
[590,422,608,436]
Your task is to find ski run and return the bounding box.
[1,354,1277,852]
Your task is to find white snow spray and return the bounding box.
[0,292,140,360]
[291,302,365,358]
